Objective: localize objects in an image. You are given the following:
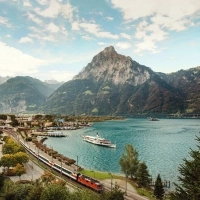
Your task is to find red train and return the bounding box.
[19,140,103,192]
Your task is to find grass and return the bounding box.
[81,169,171,200]
[80,169,120,180]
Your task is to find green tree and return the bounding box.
[154,174,165,200]
[14,152,29,164]
[2,138,24,154]
[0,154,17,169]
[136,162,151,188]
[14,164,26,180]
[4,183,33,200]
[26,185,44,200]
[170,136,200,200]
[119,144,139,178]
[106,185,124,200]
[40,184,69,200]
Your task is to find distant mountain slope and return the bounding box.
[43,46,185,115]
[0,76,56,113]
[159,67,200,113]
[0,76,11,85]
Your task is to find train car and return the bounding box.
[19,139,103,192]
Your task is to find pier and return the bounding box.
[47,131,67,137]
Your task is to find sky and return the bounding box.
[0,0,200,82]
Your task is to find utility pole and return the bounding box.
[76,155,78,171]
[125,170,128,195]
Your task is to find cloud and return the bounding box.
[23,0,31,7]
[26,13,43,25]
[106,16,114,21]
[79,22,119,39]
[82,35,92,40]
[120,33,131,39]
[46,22,60,33]
[19,37,33,44]
[48,70,76,82]
[116,42,131,49]
[36,0,48,5]
[0,41,47,76]
[0,16,11,27]
[34,0,75,22]
[111,0,200,54]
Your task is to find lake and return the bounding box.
[44,118,200,187]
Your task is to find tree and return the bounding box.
[170,136,200,200]
[4,183,33,200]
[26,184,44,200]
[136,162,151,188]
[40,171,56,185]
[154,174,165,200]
[0,154,17,170]
[14,164,26,180]
[14,152,29,164]
[106,185,124,200]
[40,184,69,200]
[2,138,24,154]
[119,144,139,177]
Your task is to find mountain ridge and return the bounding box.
[0,46,199,115]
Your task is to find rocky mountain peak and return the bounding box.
[102,46,116,54]
[74,46,152,86]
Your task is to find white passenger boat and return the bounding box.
[83,133,116,148]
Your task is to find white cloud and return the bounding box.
[71,21,80,30]
[116,42,131,49]
[26,13,43,25]
[49,70,75,82]
[34,0,75,22]
[120,33,131,39]
[36,0,48,5]
[0,16,11,27]
[19,37,33,44]
[111,0,200,54]
[6,34,11,38]
[23,0,31,7]
[106,16,114,21]
[82,35,92,40]
[46,22,60,33]
[34,0,61,18]
[98,42,107,45]
[79,22,119,39]
[0,41,47,76]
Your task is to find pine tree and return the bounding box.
[154,174,165,200]
[136,162,151,188]
[170,136,200,200]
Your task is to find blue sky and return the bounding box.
[0,0,200,82]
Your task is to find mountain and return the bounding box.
[158,67,200,113]
[43,46,185,115]
[0,76,56,113]
[0,76,11,85]
[44,80,64,90]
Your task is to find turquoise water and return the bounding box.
[44,118,200,187]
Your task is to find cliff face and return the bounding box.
[44,46,185,115]
[74,46,151,86]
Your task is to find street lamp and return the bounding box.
[109,172,113,191]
